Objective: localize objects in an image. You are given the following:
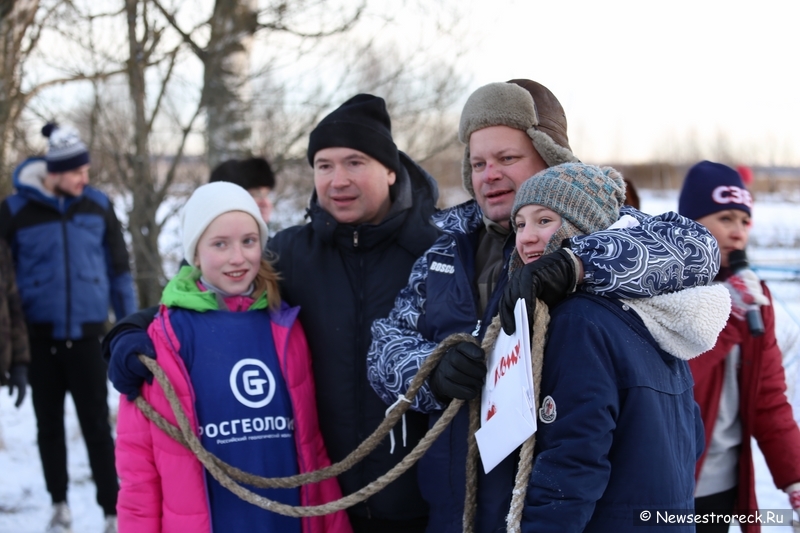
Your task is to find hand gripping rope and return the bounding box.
[134,298,549,533]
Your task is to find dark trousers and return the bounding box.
[695,486,738,533]
[28,335,118,516]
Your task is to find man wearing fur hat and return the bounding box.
[0,123,136,533]
[104,94,440,533]
[367,80,721,532]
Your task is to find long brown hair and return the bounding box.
[252,258,281,310]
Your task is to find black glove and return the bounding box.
[8,365,28,408]
[108,328,157,401]
[429,341,486,401]
[500,248,578,335]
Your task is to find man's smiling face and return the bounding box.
[469,125,548,228]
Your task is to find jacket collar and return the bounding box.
[307,151,440,256]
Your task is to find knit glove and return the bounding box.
[429,342,486,401]
[500,248,580,335]
[7,365,28,408]
[785,482,800,519]
[724,269,770,321]
[108,328,156,401]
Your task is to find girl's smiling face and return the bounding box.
[194,211,262,294]
[514,204,563,263]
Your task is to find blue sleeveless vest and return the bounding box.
[168,307,301,533]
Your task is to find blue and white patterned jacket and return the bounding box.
[366,198,719,533]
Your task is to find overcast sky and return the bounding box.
[453,0,800,165]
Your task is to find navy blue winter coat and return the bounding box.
[509,293,704,533]
[0,157,136,340]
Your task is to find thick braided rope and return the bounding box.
[506,300,548,533]
[461,299,549,533]
[133,332,469,516]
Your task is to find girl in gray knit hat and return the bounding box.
[486,162,732,533]
[511,163,626,266]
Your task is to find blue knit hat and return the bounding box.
[41,122,90,173]
[678,161,752,221]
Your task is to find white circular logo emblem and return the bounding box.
[538,395,557,424]
[229,358,276,408]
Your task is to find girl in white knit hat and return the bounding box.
[113,182,351,533]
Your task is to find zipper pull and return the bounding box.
[353,230,359,247]
[472,320,481,337]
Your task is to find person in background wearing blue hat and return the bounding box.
[0,123,137,533]
[679,161,800,533]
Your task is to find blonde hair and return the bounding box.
[252,258,281,310]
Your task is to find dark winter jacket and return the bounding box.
[0,238,29,382]
[0,157,136,340]
[266,152,441,522]
[691,281,800,533]
[368,201,720,533]
[513,293,703,533]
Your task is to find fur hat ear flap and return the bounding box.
[528,128,580,169]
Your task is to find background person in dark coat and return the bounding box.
[0,123,137,533]
[106,94,441,533]
[0,237,29,408]
[209,157,276,224]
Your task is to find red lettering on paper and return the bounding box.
[493,341,522,386]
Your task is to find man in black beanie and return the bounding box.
[265,94,439,532]
[209,157,276,223]
[104,94,441,533]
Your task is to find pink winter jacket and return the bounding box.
[116,303,352,533]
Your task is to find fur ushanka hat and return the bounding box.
[458,79,579,197]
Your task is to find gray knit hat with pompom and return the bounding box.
[458,79,579,197]
[512,163,626,255]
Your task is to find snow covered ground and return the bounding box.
[0,188,798,532]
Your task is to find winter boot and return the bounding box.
[103,515,118,533]
[46,502,72,533]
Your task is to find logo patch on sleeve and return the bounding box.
[539,395,557,424]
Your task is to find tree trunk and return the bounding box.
[202,0,257,169]
[125,0,164,307]
[0,0,39,195]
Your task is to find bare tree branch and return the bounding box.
[146,45,180,134]
[150,0,205,60]
[156,100,202,207]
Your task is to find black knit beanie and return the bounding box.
[209,157,275,190]
[307,94,400,175]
